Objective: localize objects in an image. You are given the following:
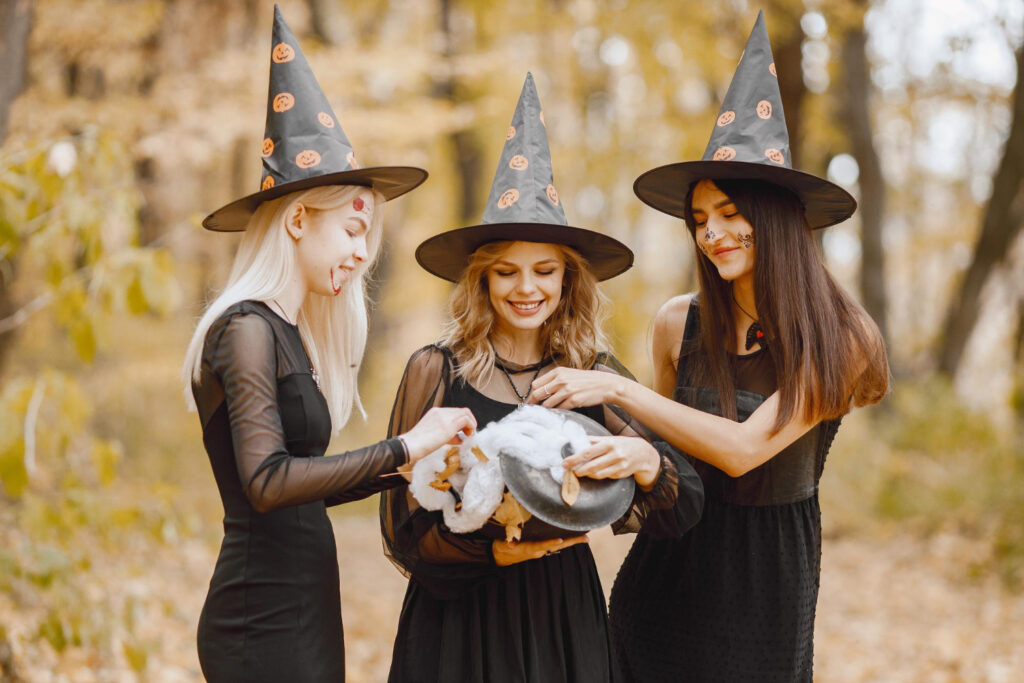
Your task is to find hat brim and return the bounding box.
[202,166,428,232]
[634,160,856,229]
[415,223,634,283]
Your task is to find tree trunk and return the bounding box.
[434,0,483,223]
[0,0,32,143]
[840,3,889,349]
[305,0,349,46]
[0,0,33,374]
[938,39,1024,376]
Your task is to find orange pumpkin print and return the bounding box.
[509,155,529,171]
[507,126,517,140]
[262,175,275,190]
[317,112,335,128]
[765,148,785,164]
[261,138,274,158]
[273,93,295,113]
[346,151,360,169]
[295,150,322,169]
[769,62,777,77]
[716,111,736,127]
[546,184,559,206]
[272,43,296,64]
[497,188,520,209]
[756,100,773,119]
[712,146,737,161]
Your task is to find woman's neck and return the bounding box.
[490,326,543,366]
[731,274,757,322]
[272,278,307,324]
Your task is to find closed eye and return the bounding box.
[495,270,516,277]
[535,270,555,276]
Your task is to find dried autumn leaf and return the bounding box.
[492,491,531,526]
[561,470,580,507]
[429,480,452,491]
[505,524,522,543]
[438,448,461,479]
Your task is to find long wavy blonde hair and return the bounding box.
[439,240,610,386]
[183,184,386,430]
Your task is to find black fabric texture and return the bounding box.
[380,344,703,682]
[192,300,406,682]
[608,297,842,682]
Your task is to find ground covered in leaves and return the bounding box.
[4,512,1020,682]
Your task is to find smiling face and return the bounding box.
[691,179,756,283]
[289,188,375,297]
[486,241,565,336]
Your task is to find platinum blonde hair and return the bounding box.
[182,184,386,431]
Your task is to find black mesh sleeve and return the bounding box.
[209,313,406,513]
[378,346,501,599]
[593,354,704,539]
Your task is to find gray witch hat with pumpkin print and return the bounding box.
[415,73,633,282]
[203,5,427,231]
[633,10,856,229]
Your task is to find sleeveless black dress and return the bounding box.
[192,300,407,682]
[380,345,704,683]
[608,299,841,682]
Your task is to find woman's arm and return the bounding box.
[211,316,472,513]
[531,297,821,478]
[559,357,703,538]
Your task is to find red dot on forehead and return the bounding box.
[352,197,364,211]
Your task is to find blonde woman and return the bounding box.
[184,9,474,682]
[380,74,703,682]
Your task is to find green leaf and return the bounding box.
[90,439,122,487]
[70,317,97,363]
[126,274,148,315]
[0,437,28,499]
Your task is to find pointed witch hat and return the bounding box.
[203,5,427,231]
[633,10,855,229]
[415,73,633,282]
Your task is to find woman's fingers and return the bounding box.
[562,439,613,469]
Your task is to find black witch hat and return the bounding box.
[415,73,633,282]
[203,5,427,231]
[633,10,856,229]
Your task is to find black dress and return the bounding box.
[380,345,704,683]
[608,298,842,682]
[192,300,407,682]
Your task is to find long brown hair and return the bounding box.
[682,178,889,432]
[439,240,610,385]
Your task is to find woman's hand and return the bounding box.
[529,368,629,409]
[562,436,661,490]
[491,535,589,567]
[399,407,477,464]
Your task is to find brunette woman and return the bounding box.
[530,13,889,682]
[184,8,474,681]
[380,73,703,683]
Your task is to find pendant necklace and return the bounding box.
[733,294,766,351]
[270,299,321,390]
[491,342,543,405]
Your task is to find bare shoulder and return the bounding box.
[653,293,696,348]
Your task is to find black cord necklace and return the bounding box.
[733,294,766,351]
[491,343,544,405]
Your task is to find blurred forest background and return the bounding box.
[1,0,1023,680]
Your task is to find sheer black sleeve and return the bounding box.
[593,353,704,539]
[379,345,501,598]
[208,312,407,513]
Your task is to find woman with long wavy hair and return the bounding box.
[380,74,703,682]
[530,14,889,682]
[184,9,474,681]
